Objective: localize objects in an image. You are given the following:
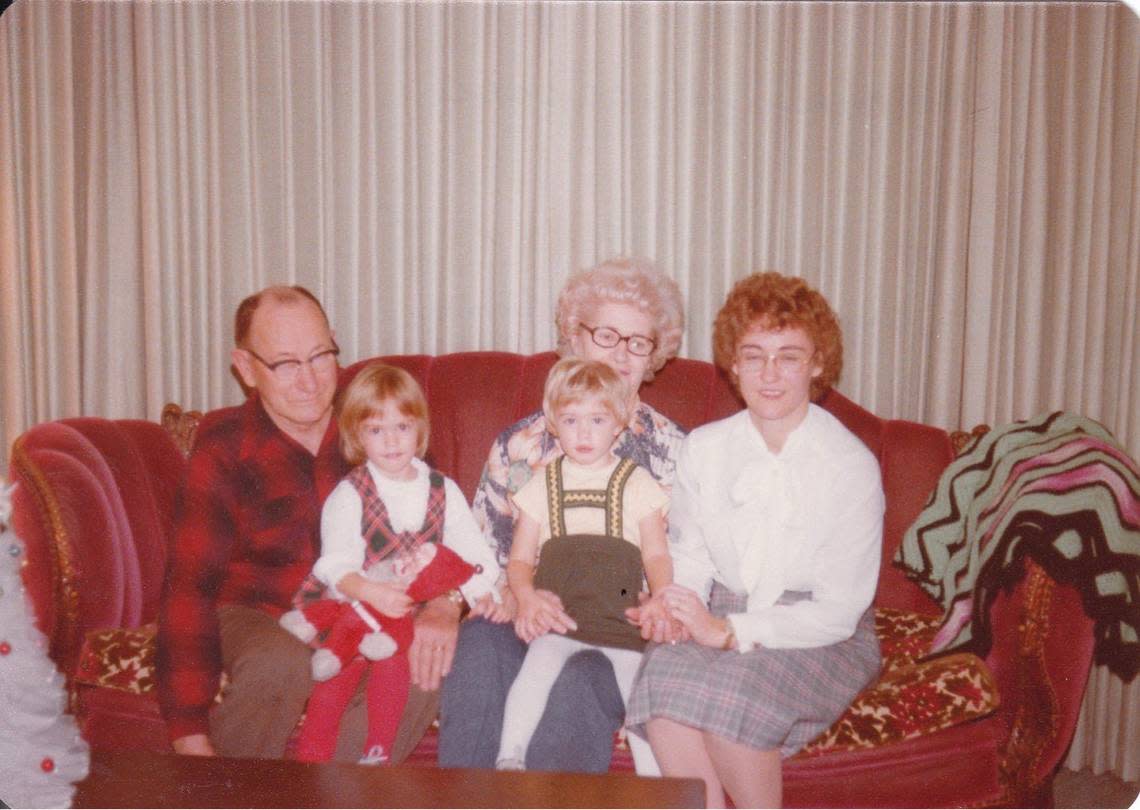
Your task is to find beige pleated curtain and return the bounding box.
[1,0,1138,782]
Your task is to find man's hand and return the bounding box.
[172,733,216,757]
[408,594,462,691]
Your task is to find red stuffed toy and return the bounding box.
[280,542,476,681]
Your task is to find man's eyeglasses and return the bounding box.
[735,349,812,375]
[580,324,657,357]
[245,344,340,382]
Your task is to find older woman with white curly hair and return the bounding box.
[439,256,688,775]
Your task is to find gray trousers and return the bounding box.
[209,604,436,762]
[438,617,625,772]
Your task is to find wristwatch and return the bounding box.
[445,588,470,619]
[721,622,737,651]
[445,588,465,607]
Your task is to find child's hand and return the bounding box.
[361,581,414,618]
[513,591,546,642]
[513,589,576,643]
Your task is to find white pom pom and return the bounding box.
[278,610,317,644]
[358,632,397,660]
[310,649,343,681]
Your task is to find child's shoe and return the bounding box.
[495,757,525,771]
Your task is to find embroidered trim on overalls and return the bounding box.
[545,455,637,540]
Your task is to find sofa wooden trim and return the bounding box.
[10,437,84,702]
[997,561,1059,806]
[160,403,202,457]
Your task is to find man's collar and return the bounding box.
[238,395,280,460]
[237,394,340,461]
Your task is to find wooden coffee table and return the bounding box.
[72,749,705,808]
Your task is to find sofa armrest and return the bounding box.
[983,559,1095,803]
[9,418,187,680]
[881,419,1102,804]
[914,421,1105,802]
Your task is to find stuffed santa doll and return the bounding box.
[280,542,477,681]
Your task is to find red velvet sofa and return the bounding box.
[8,351,1095,807]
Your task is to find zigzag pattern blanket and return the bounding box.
[895,411,1140,680]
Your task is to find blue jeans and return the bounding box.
[438,618,625,772]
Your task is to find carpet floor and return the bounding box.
[1052,767,1139,809]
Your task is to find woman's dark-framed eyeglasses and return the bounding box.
[579,324,657,357]
[245,343,340,382]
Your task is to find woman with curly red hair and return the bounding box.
[626,272,884,808]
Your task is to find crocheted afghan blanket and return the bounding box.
[895,411,1140,680]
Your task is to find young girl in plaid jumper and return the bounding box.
[282,363,502,764]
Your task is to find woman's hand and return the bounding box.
[470,588,516,623]
[359,580,414,618]
[626,590,689,643]
[513,588,576,643]
[661,584,732,648]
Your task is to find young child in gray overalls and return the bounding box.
[496,358,672,774]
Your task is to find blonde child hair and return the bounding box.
[541,358,632,428]
[338,364,430,464]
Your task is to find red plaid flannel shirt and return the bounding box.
[156,395,349,742]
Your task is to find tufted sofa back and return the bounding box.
[10,351,956,682]
[345,351,955,614]
[343,352,747,502]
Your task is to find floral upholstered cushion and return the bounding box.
[73,607,999,758]
[74,624,157,696]
[874,607,944,673]
[75,623,228,702]
[799,652,1000,755]
[796,608,1001,757]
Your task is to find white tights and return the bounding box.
[497,633,660,775]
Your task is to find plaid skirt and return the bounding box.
[625,584,880,757]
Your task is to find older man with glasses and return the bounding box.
[156,285,453,762]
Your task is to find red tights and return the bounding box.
[293,654,410,763]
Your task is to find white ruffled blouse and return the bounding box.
[669,404,885,651]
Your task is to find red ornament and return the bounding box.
[41,757,55,773]
[0,641,10,655]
